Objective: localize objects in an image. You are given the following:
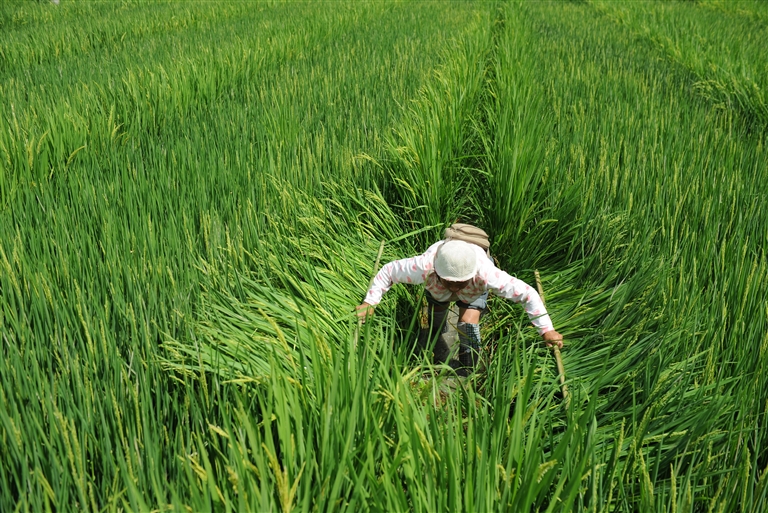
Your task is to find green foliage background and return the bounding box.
[1,0,766,511]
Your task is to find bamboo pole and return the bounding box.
[368,240,386,293]
[534,270,570,407]
[353,240,385,350]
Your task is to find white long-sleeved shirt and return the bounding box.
[364,241,554,335]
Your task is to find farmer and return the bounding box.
[356,227,563,374]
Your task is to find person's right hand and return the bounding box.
[356,302,374,323]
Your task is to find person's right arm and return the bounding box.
[357,242,441,321]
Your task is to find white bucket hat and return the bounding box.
[434,240,477,282]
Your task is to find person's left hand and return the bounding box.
[356,302,374,323]
[542,330,563,349]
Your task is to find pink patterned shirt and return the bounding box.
[364,241,554,335]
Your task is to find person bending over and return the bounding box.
[356,238,563,374]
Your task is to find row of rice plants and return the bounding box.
[378,17,493,237]
[1,1,460,198]
[0,1,255,79]
[586,0,768,129]
[0,1,489,510]
[477,1,767,510]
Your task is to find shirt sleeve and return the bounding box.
[480,261,554,335]
[363,243,440,305]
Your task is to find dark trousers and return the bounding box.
[418,291,486,373]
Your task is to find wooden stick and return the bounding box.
[353,241,385,350]
[369,240,386,292]
[534,270,570,407]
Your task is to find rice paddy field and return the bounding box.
[1,0,767,511]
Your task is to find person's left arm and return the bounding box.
[481,263,563,348]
